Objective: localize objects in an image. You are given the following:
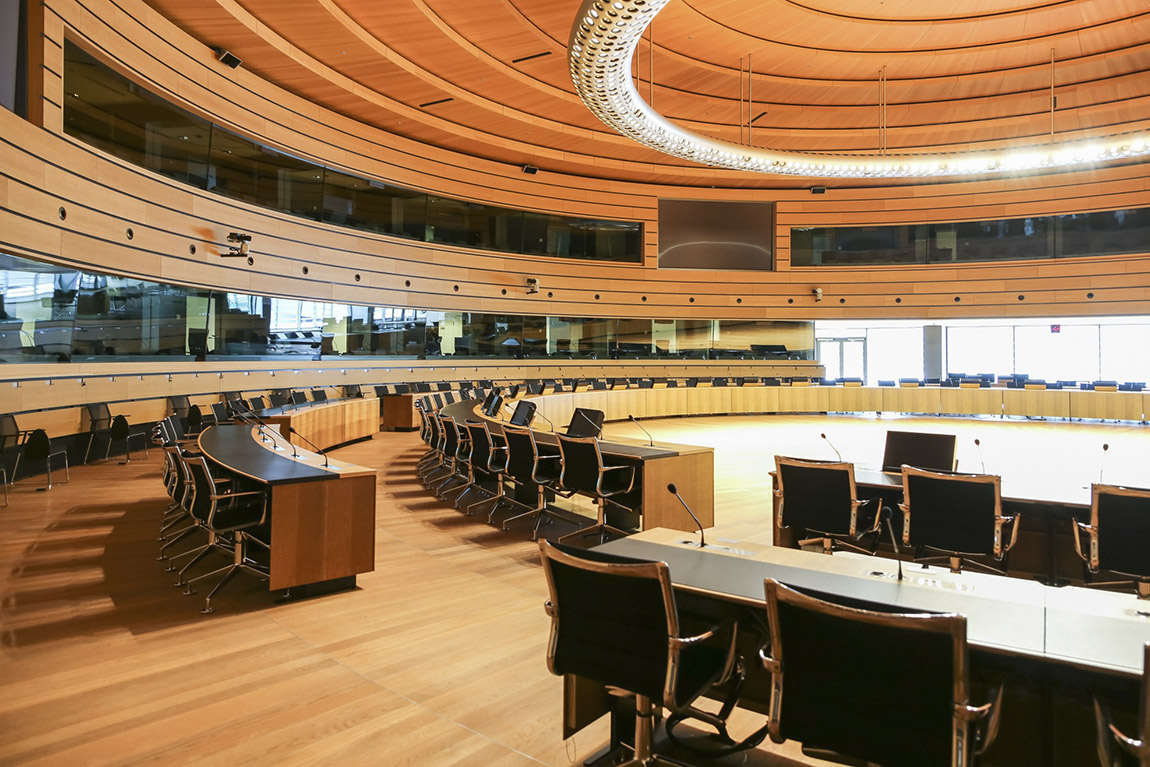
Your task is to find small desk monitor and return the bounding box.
[481,391,502,417]
[882,430,957,473]
[565,407,604,438]
[509,399,536,427]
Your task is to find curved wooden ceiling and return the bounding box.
[142,0,1150,188]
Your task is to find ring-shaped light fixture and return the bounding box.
[568,0,1150,179]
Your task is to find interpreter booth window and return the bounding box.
[1100,324,1150,384]
[0,254,77,363]
[1013,325,1101,382]
[866,327,924,384]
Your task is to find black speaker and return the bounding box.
[215,48,242,69]
[810,186,827,194]
[521,164,539,175]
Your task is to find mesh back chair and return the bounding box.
[169,395,191,420]
[420,412,453,487]
[312,389,328,402]
[761,578,1002,767]
[557,434,635,545]
[270,389,292,407]
[1095,643,1150,767]
[210,403,231,424]
[83,403,114,463]
[1074,484,1150,599]
[461,421,509,519]
[291,391,308,405]
[500,425,568,538]
[248,396,267,411]
[24,429,69,491]
[540,540,739,767]
[109,414,149,464]
[0,414,31,486]
[178,455,269,614]
[774,456,883,555]
[901,466,1018,574]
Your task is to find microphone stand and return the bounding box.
[820,432,843,461]
[667,483,706,547]
[286,425,330,468]
[533,410,556,432]
[628,414,654,447]
[975,438,986,473]
[235,410,286,450]
[884,507,904,582]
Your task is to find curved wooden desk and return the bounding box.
[198,424,376,593]
[251,396,378,452]
[438,399,714,534]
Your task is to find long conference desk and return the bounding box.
[438,399,715,534]
[251,396,379,452]
[569,527,1150,767]
[198,424,376,593]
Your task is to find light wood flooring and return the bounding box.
[0,413,1143,766]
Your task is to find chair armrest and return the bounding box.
[961,685,1004,757]
[1072,521,1097,569]
[673,618,740,686]
[853,497,883,535]
[543,598,557,618]
[899,502,911,545]
[600,464,636,495]
[209,490,265,501]
[995,514,1020,557]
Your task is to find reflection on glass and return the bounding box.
[61,41,641,264]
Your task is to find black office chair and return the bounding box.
[210,402,231,424]
[539,540,739,766]
[462,421,508,518]
[312,389,328,402]
[23,429,69,491]
[248,395,267,411]
[761,578,1002,767]
[178,455,269,614]
[774,456,883,555]
[109,414,149,464]
[0,414,32,485]
[901,466,1018,574]
[499,425,567,537]
[1094,643,1150,767]
[186,404,205,434]
[169,394,191,421]
[270,389,292,407]
[557,434,635,545]
[1073,484,1150,600]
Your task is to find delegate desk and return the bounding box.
[251,396,378,452]
[573,527,1150,767]
[198,424,376,593]
[438,399,714,534]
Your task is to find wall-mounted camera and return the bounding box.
[526,277,540,294]
[812,287,823,302]
[223,232,252,258]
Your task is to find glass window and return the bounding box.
[1014,325,1100,382]
[1100,324,1150,384]
[0,254,77,362]
[208,130,324,219]
[945,326,1014,379]
[322,168,425,238]
[866,327,924,383]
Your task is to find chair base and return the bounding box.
[914,552,1006,576]
[559,522,629,547]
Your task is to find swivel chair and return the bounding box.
[774,456,883,555]
[1073,484,1150,599]
[499,425,568,538]
[556,434,635,545]
[540,540,739,767]
[1094,643,1150,766]
[761,578,1002,767]
[901,466,1018,574]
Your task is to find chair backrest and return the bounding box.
[902,466,1001,556]
[539,540,676,703]
[210,403,230,423]
[344,384,362,398]
[312,389,328,402]
[248,396,267,411]
[291,391,307,405]
[466,422,495,472]
[763,578,970,767]
[87,403,112,432]
[527,382,544,395]
[775,457,859,537]
[24,429,52,462]
[0,414,20,450]
[187,404,203,432]
[557,434,605,496]
[565,407,604,438]
[441,416,459,457]
[502,425,539,484]
[169,395,190,418]
[110,414,130,440]
[1093,483,1150,578]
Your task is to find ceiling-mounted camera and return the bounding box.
[223,232,252,258]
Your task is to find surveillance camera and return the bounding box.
[812,287,823,301]
[227,232,252,243]
[526,278,540,295]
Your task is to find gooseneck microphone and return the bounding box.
[820,432,843,462]
[286,425,330,467]
[533,409,556,432]
[883,507,904,582]
[975,438,986,473]
[628,414,655,447]
[667,483,706,547]
[235,409,285,450]
[1100,443,1110,483]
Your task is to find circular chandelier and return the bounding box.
[568,0,1150,179]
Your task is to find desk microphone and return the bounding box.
[974,438,986,473]
[667,483,706,548]
[883,507,903,582]
[286,425,330,467]
[628,415,655,447]
[235,410,285,450]
[820,433,842,462]
[534,409,556,432]
[1099,443,1110,483]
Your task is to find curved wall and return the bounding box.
[3,0,1149,325]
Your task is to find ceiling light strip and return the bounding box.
[567,0,1150,179]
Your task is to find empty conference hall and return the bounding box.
[3,0,1150,764]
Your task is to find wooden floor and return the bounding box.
[0,413,1143,766]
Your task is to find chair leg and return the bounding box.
[199,531,268,614]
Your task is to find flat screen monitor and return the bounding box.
[291,391,307,405]
[882,430,957,473]
[565,407,604,438]
[509,400,536,427]
[483,394,503,417]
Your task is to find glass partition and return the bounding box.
[62,41,641,264]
